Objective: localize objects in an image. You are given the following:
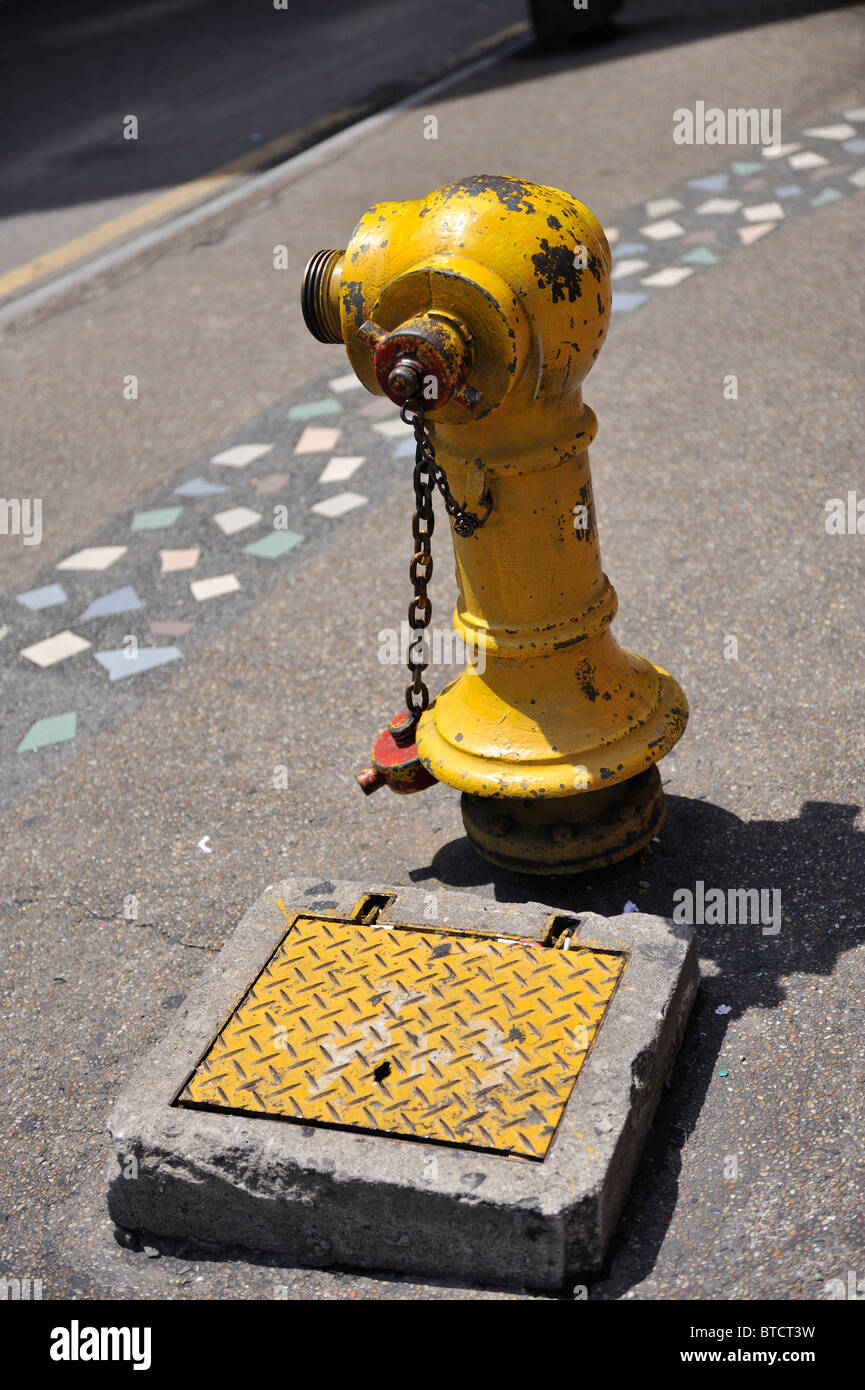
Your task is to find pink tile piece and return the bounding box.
[358,396,394,420]
[810,164,851,180]
[681,230,719,246]
[294,426,340,454]
[149,620,194,637]
[160,548,200,573]
[255,473,290,495]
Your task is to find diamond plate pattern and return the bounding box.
[178,914,626,1158]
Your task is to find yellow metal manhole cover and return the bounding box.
[177,909,626,1159]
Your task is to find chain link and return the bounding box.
[401,399,492,719]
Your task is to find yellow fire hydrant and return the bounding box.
[302,175,687,875]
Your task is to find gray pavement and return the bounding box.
[1,1,864,1301]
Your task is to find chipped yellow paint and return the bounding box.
[178,912,626,1159]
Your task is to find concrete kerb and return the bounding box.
[107,877,699,1291]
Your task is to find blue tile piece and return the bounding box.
[687,173,730,191]
[842,138,865,155]
[79,586,144,620]
[16,583,67,611]
[611,291,648,314]
[611,242,649,259]
[94,647,182,681]
[774,185,804,198]
[394,438,416,459]
[174,477,230,496]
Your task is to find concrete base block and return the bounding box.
[107,878,698,1290]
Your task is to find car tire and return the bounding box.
[528,0,623,48]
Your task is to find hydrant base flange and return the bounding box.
[460,766,665,876]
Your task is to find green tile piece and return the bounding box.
[243,530,304,559]
[288,398,342,420]
[130,506,184,531]
[17,711,77,752]
[810,188,842,206]
[680,246,721,266]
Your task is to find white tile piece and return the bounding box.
[644,197,682,218]
[640,266,695,288]
[610,259,650,281]
[310,492,367,519]
[605,227,619,244]
[788,151,828,170]
[20,629,90,667]
[319,455,365,484]
[843,107,865,122]
[695,197,742,215]
[295,426,341,454]
[210,444,274,467]
[328,372,364,393]
[743,201,785,222]
[0,625,8,643]
[802,123,857,140]
[57,546,127,571]
[212,505,262,536]
[761,142,802,160]
[849,167,865,187]
[738,222,777,245]
[190,573,241,601]
[639,218,686,240]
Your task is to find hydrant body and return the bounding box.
[303,176,688,874]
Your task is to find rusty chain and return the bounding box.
[401,399,492,720]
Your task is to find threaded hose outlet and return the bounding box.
[301,249,345,343]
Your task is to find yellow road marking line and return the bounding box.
[0,105,368,301]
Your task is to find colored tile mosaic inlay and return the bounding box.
[2,105,863,765]
[604,107,865,315]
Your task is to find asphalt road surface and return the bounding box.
[1,0,864,1302]
[0,0,528,283]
